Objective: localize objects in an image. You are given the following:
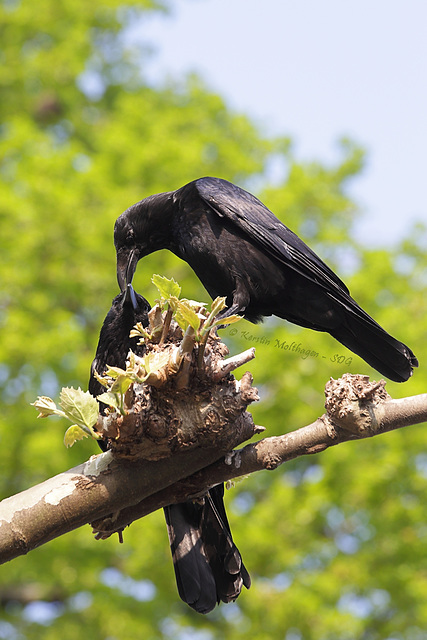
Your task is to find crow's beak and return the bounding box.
[123,282,138,310]
[117,248,139,291]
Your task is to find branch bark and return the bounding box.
[0,406,260,564]
[92,375,427,536]
[1,372,426,564]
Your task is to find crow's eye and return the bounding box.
[126,230,134,243]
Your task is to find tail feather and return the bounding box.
[277,277,418,382]
[330,312,418,383]
[164,484,250,614]
[164,502,217,614]
[201,488,250,602]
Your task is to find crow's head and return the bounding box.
[114,193,172,291]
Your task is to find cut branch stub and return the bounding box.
[324,373,391,437]
[100,320,259,462]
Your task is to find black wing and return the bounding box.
[194,176,389,330]
[195,177,348,291]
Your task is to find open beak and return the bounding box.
[123,282,138,310]
[117,248,139,291]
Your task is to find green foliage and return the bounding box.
[0,1,426,638]
[59,387,99,433]
[32,387,100,446]
[148,274,241,340]
[63,424,90,448]
[152,274,182,301]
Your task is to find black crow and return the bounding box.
[114,176,418,383]
[164,487,250,614]
[89,283,249,613]
[88,283,150,413]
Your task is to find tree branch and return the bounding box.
[0,414,260,564]
[2,305,425,562]
[0,320,261,564]
[91,375,427,536]
[1,372,426,563]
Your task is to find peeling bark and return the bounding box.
[99,327,259,461]
[91,375,427,538]
[0,323,260,563]
[1,327,426,565]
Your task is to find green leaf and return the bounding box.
[142,351,170,375]
[96,392,121,410]
[92,370,109,389]
[31,396,64,418]
[180,298,207,311]
[105,366,127,379]
[127,350,136,371]
[64,425,89,448]
[210,296,227,317]
[59,387,99,430]
[110,374,134,395]
[129,322,151,340]
[175,299,202,333]
[213,314,242,327]
[151,274,181,300]
[167,295,180,313]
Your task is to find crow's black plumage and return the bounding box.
[164,486,250,614]
[164,484,251,613]
[89,283,249,613]
[88,284,150,413]
[114,176,418,383]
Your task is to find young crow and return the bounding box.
[88,284,150,413]
[114,177,418,383]
[89,284,249,613]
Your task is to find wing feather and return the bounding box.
[195,177,383,330]
[195,177,347,290]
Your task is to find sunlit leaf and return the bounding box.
[92,370,109,389]
[142,351,170,375]
[175,300,202,333]
[151,274,181,299]
[129,322,150,340]
[63,425,88,448]
[210,296,227,316]
[180,298,207,311]
[110,374,134,395]
[96,392,120,410]
[213,314,242,327]
[59,387,99,429]
[31,396,63,418]
[127,350,136,370]
[105,366,127,379]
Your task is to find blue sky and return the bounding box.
[133,0,427,245]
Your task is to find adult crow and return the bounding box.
[89,283,250,613]
[114,177,418,383]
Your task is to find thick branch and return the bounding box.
[0,413,259,565]
[91,376,427,536]
[1,322,260,564]
[2,371,426,563]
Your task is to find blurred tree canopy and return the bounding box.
[0,1,426,638]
